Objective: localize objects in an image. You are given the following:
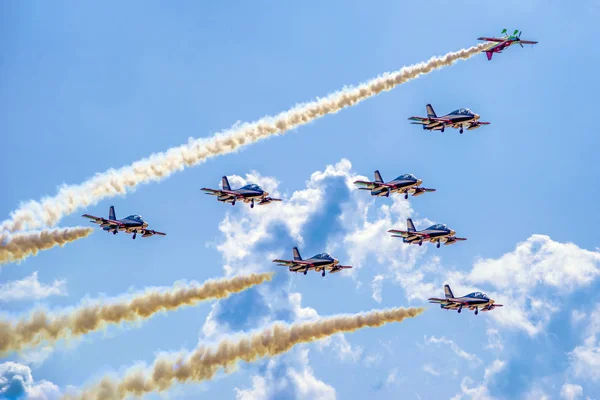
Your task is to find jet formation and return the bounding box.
[429,285,503,315]
[201,176,281,208]
[354,170,435,199]
[83,206,166,240]
[388,218,467,248]
[409,104,490,134]
[80,29,538,312]
[272,247,352,277]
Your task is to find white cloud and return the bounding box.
[235,375,270,400]
[371,275,384,303]
[572,310,587,325]
[425,336,482,364]
[467,235,600,292]
[485,328,504,352]
[0,272,66,302]
[451,360,505,400]
[445,235,600,336]
[211,161,374,400]
[423,364,439,376]
[561,383,584,400]
[215,160,356,271]
[0,362,61,400]
[385,368,400,386]
[570,304,600,381]
[288,359,336,400]
[235,350,336,400]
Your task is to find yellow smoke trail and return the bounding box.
[0,273,272,354]
[65,307,424,400]
[2,44,489,234]
[0,227,93,265]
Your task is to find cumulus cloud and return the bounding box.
[213,161,357,276]
[0,272,66,302]
[204,160,412,398]
[450,360,505,400]
[234,349,335,400]
[0,362,61,400]
[467,235,600,292]
[425,336,482,364]
[441,235,600,336]
[569,303,600,381]
[560,383,584,400]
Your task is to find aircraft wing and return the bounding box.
[354,180,377,189]
[201,188,241,197]
[272,259,296,266]
[443,237,467,245]
[428,297,447,303]
[408,116,428,123]
[273,259,314,267]
[411,187,436,196]
[258,197,282,205]
[329,265,352,274]
[201,188,224,196]
[388,229,430,238]
[477,37,506,42]
[142,229,166,237]
[82,214,123,227]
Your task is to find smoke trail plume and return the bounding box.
[0,273,272,354]
[2,44,489,234]
[65,307,424,400]
[0,227,94,265]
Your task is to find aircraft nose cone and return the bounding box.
[450,230,456,236]
[264,191,269,197]
[474,114,480,120]
[416,179,422,185]
[333,258,339,264]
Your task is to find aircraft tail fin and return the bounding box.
[293,247,302,261]
[374,170,384,183]
[486,51,493,61]
[109,206,116,220]
[444,284,455,299]
[426,104,437,119]
[221,176,231,191]
[407,218,416,233]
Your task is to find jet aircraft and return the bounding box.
[272,247,352,277]
[409,104,490,134]
[478,29,538,60]
[82,206,166,239]
[428,284,503,315]
[201,176,282,208]
[354,170,435,199]
[388,218,466,248]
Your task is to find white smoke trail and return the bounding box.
[2,43,489,233]
[0,273,273,354]
[64,307,424,400]
[0,227,94,265]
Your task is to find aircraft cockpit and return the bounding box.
[241,184,261,191]
[428,224,448,231]
[395,174,417,181]
[314,253,333,260]
[451,108,473,116]
[469,292,489,299]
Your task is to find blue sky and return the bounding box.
[1,1,600,399]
